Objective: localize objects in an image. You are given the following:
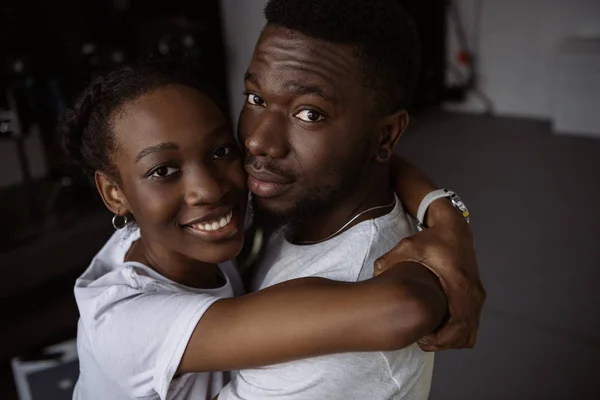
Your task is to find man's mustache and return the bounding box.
[245,156,298,180]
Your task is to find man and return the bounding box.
[220,0,484,398]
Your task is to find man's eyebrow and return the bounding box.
[244,71,259,85]
[135,142,179,163]
[285,82,336,102]
[244,72,336,102]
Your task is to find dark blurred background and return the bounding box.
[1,0,599,399]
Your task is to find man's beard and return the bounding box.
[250,161,366,235]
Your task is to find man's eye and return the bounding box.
[246,93,266,106]
[294,109,325,123]
[150,166,179,178]
[213,146,232,159]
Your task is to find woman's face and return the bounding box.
[106,84,247,264]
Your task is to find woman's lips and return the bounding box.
[184,208,239,241]
[188,209,233,232]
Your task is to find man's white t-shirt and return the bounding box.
[220,197,434,400]
[73,228,243,400]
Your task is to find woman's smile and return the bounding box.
[182,206,243,242]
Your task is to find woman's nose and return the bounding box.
[184,169,227,206]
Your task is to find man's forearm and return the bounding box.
[390,155,463,228]
[382,157,483,352]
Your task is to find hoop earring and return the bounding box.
[112,214,129,230]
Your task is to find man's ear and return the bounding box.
[375,109,409,163]
[95,171,130,216]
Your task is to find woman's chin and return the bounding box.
[187,233,245,265]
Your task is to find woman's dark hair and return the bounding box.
[58,57,227,183]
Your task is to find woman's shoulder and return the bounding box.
[75,228,140,287]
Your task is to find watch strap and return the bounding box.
[416,189,454,231]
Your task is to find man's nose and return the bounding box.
[244,111,290,159]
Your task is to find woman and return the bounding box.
[60,58,449,400]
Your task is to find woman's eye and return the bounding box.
[295,109,325,123]
[246,93,266,107]
[213,146,232,159]
[150,166,179,178]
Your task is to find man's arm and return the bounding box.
[384,155,486,351]
[390,155,458,225]
[179,261,446,374]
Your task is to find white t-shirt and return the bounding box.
[73,228,243,400]
[220,196,434,400]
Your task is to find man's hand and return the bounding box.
[374,200,486,351]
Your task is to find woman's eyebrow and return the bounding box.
[135,142,179,163]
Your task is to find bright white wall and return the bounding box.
[447,0,600,119]
[220,0,269,122]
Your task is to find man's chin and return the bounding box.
[251,179,352,234]
[251,195,297,232]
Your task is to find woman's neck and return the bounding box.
[125,237,225,289]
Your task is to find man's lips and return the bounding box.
[245,166,293,184]
[245,167,294,198]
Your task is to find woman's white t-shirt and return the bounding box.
[73,228,243,400]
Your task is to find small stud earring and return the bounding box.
[378,149,390,160]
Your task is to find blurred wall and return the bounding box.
[220,0,267,123]
[0,130,47,188]
[448,0,600,119]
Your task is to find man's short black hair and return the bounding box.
[264,0,421,113]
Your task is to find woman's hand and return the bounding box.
[374,199,486,351]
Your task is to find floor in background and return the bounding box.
[400,111,600,399]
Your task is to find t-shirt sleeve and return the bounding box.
[78,273,222,400]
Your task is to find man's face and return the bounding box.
[239,26,381,225]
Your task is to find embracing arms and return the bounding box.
[179,261,445,373]
[384,155,485,350]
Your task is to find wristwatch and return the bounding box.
[416,189,470,231]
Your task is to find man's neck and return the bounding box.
[292,180,395,244]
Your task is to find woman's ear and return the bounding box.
[375,110,409,163]
[95,171,130,216]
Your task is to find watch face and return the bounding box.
[451,195,470,221]
[453,197,465,209]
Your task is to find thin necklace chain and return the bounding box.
[296,198,396,245]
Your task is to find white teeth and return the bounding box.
[191,209,234,232]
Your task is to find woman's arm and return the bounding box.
[178,261,446,374]
[385,155,485,351]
